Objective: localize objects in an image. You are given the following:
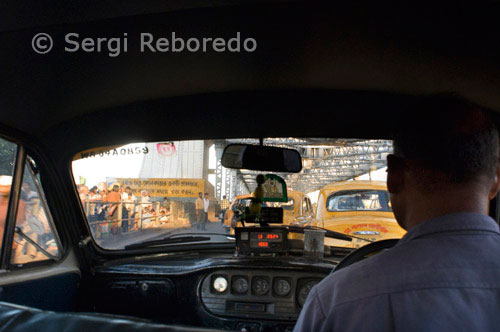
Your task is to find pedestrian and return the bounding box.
[142,205,153,228]
[158,206,169,222]
[124,191,136,231]
[137,190,152,229]
[120,187,134,233]
[195,192,204,229]
[104,185,121,235]
[122,186,131,200]
[88,186,101,237]
[100,189,108,201]
[220,195,230,224]
[202,192,210,230]
[140,190,151,207]
[18,182,41,258]
[162,197,170,210]
[1,176,26,258]
[78,185,89,202]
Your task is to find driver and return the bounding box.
[294,94,500,331]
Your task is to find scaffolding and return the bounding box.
[225,138,392,194]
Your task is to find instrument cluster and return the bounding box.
[212,275,293,297]
[200,269,325,321]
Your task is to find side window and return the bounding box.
[0,138,17,249]
[304,197,313,215]
[11,157,61,265]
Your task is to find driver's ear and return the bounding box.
[488,163,500,200]
[387,154,405,194]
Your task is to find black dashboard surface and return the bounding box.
[86,251,337,331]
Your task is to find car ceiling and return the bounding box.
[1,0,500,161]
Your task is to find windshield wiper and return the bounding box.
[286,225,373,243]
[168,232,235,240]
[124,233,234,250]
[125,235,211,250]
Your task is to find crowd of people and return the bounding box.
[78,183,235,236]
[77,184,171,237]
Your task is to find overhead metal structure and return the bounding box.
[213,140,251,201]
[213,141,226,200]
[224,138,393,194]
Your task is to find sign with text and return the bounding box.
[74,145,150,160]
[116,178,206,198]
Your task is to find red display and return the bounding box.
[249,231,283,249]
[257,233,280,240]
[251,232,281,241]
[236,228,288,253]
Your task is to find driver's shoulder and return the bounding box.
[315,242,421,306]
[317,233,500,308]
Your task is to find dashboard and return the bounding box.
[201,269,325,321]
[89,252,335,332]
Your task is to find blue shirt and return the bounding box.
[294,212,500,332]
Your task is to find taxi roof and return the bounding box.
[319,180,388,195]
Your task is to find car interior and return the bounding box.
[1,1,500,331]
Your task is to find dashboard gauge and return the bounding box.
[273,278,291,297]
[213,276,228,293]
[252,277,270,296]
[297,280,319,307]
[232,276,249,294]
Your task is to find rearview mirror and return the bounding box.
[221,144,302,173]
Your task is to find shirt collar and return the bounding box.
[397,212,500,245]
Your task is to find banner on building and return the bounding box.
[115,178,211,198]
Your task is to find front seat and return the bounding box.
[0,301,223,332]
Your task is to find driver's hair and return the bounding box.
[393,93,499,190]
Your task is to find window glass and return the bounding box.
[326,190,392,212]
[11,157,60,265]
[72,139,402,250]
[0,138,17,249]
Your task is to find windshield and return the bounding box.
[326,190,391,212]
[72,138,405,250]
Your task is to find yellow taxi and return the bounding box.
[273,190,314,226]
[223,194,252,229]
[313,180,406,248]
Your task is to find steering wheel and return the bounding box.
[332,239,399,273]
